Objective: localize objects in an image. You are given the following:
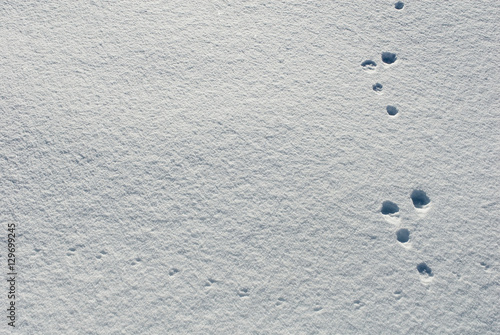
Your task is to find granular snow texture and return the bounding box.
[1,1,499,334]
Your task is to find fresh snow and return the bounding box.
[1,1,499,334]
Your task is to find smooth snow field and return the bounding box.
[1,1,499,334]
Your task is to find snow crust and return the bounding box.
[1,1,499,334]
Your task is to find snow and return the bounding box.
[1,1,499,334]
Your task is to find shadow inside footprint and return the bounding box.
[417,263,434,284]
[396,229,410,243]
[411,190,431,208]
[480,262,490,270]
[373,83,383,92]
[395,2,404,10]
[361,60,377,71]
[417,263,433,276]
[386,105,399,116]
[381,201,399,215]
[382,52,397,64]
[238,288,250,297]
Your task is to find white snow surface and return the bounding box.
[1,1,499,334]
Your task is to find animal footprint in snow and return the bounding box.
[238,288,250,297]
[67,247,77,256]
[96,250,107,259]
[417,262,434,284]
[380,201,401,224]
[386,105,399,116]
[381,52,397,65]
[373,83,383,93]
[353,300,365,310]
[394,2,404,10]
[411,189,431,216]
[361,60,377,72]
[275,297,286,306]
[396,228,412,249]
[480,262,490,270]
[204,278,217,288]
[131,257,142,266]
